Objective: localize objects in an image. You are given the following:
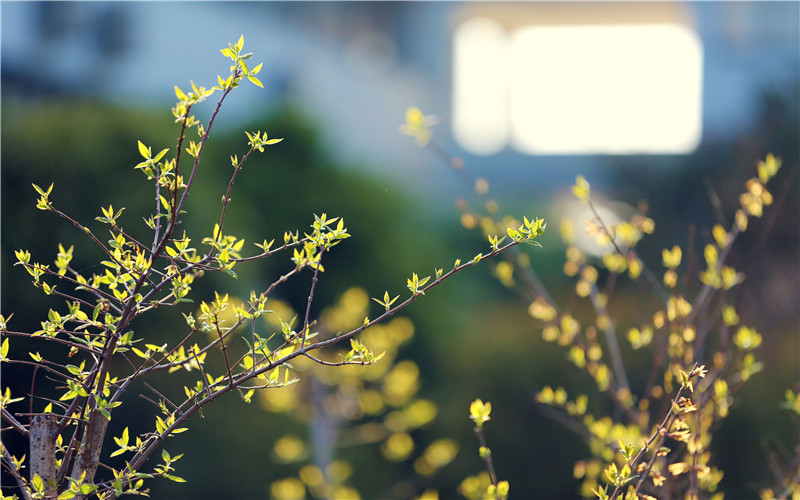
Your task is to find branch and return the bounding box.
[302,248,324,347]
[474,425,498,487]
[1,330,102,356]
[171,86,234,227]
[686,221,742,329]
[1,439,32,500]
[212,314,235,386]
[125,239,531,474]
[429,137,558,309]
[589,282,630,392]
[2,408,29,436]
[612,363,702,500]
[213,145,258,247]
[302,352,371,367]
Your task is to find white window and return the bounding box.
[452,5,704,155]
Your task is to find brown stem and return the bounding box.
[2,408,29,436]
[302,248,324,347]
[213,314,235,386]
[475,426,499,488]
[68,410,108,498]
[2,439,33,500]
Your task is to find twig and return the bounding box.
[474,425,499,487]
[735,164,798,309]
[214,146,257,247]
[589,282,630,392]
[612,363,701,500]
[124,238,532,475]
[429,137,558,308]
[2,408,30,436]
[303,352,370,367]
[302,247,324,347]
[144,382,180,413]
[1,440,32,500]
[212,315,235,386]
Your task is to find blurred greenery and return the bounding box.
[1,81,797,499]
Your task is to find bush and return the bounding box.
[0,37,544,499]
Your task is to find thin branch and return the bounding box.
[302,248,324,347]
[302,352,371,367]
[48,206,116,262]
[1,439,32,500]
[2,330,103,356]
[735,163,798,309]
[111,327,198,404]
[474,425,499,487]
[589,282,630,391]
[616,363,701,500]
[125,239,531,474]
[144,382,180,413]
[3,358,71,381]
[172,86,235,226]
[213,146,257,247]
[212,314,235,386]
[230,237,307,263]
[127,265,302,383]
[686,221,742,328]
[2,408,29,436]
[429,137,558,309]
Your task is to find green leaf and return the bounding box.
[174,86,188,101]
[114,427,129,446]
[156,416,166,434]
[137,140,150,159]
[78,483,98,495]
[572,175,591,202]
[153,148,169,163]
[32,473,44,493]
[248,76,264,88]
[1,337,8,360]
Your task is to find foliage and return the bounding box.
[0,38,545,500]
[406,108,797,499]
[2,32,795,500]
[257,287,459,499]
[460,399,510,500]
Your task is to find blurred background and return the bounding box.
[2,2,798,498]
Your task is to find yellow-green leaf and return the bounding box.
[137,140,150,159]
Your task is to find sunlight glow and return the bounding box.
[452,18,510,155]
[453,21,704,155]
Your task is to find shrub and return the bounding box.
[0,37,544,499]
[406,114,797,499]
